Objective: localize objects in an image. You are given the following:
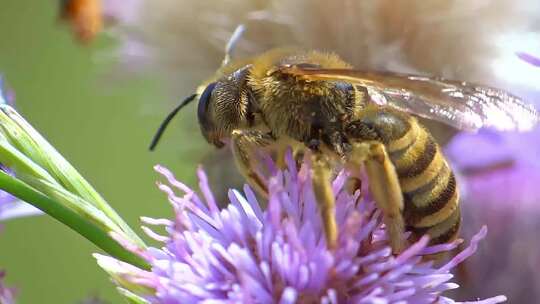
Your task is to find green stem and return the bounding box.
[0,171,149,270]
[0,139,56,184]
[0,105,146,247]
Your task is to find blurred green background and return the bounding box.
[0,1,210,303]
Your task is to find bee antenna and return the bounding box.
[222,24,246,67]
[149,94,198,151]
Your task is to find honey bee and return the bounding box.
[59,0,102,43]
[150,33,539,252]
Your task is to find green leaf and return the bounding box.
[0,104,145,247]
[22,174,123,233]
[0,137,56,183]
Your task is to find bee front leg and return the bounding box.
[231,129,275,197]
[350,141,405,254]
[310,148,338,249]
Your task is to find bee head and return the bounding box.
[197,67,253,148]
[149,66,252,151]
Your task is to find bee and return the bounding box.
[150,33,539,253]
[59,0,102,43]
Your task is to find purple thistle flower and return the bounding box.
[445,127,540,302]
[446,41,540,296]
[97,153,505,303]
[447,129,540,210]
[444,45,540,298]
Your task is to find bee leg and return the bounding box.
[221,24,245,66]
[310,146,338,249]
[231,129,275,197]
[350,141,405,254]
[275,145,289,169]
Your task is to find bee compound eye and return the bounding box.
[197,82,217,128]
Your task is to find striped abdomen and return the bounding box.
[385,115,460,245]
[351,106,461,245]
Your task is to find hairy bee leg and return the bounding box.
[351,142,405,254]
[275,145,289,169]
[311,151,338,249]
[231,129,275,197]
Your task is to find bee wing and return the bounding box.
[277,65,540,131]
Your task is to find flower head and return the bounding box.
[445,47,540,299]
[447,128,540,210]
[97,153,505,303]
[445,126,540,302]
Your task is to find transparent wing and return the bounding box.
[277,65,540,131]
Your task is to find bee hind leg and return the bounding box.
[231,129,275,197]
[349,141,405,254]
